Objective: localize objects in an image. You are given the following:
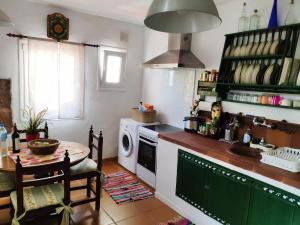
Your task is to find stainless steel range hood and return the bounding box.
[143,33,205,69]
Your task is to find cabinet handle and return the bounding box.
[204,184,211,190]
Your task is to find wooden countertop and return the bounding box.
[159,131,300,190]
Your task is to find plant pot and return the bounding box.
[26,133,40,142]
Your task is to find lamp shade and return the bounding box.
[144,0,221,33]
[0,9,13,27]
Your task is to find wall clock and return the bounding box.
[47,13,69,42]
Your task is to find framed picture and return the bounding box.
[47,13,69,42]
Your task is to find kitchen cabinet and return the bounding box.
[247,182,298,225]
[176,150,252,225]
[293,203,300,225]
[176,150,207,209]
[203,166,252,225]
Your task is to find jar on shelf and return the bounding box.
[249,9,260,30]
[238,2,249,32]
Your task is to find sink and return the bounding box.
[228,143,262,159]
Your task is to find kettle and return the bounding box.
[183,116,199,132]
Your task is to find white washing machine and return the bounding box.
[118,118,159,173]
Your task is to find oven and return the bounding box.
[137,135,157,174]
[137,130,158,188]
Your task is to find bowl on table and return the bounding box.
[28,139,60,155]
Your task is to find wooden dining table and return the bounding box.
[0,141,90,172]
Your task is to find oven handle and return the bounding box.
[139,137,157,147]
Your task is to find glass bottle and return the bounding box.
[238,2,249,32]
[12,123,20,153]
[285,0,296,25]
[249,9,260,30]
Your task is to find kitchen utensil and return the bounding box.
[293,100,300,108]
[261,95,269,104]
[272,96,282,105]
[183,116,199,132]
[261,147,300,173]
[279,98,292,107]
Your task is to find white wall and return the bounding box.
[142,0,300,125]
[0,0,145,158]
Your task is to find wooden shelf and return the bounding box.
[223,99,300,110]
[217,83,300,94]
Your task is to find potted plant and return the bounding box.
[22,107,48,142]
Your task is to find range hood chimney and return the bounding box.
[143,33,205,69]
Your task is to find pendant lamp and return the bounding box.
[0,9,13,27]
[144,0,222,33]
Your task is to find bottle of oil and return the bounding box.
[12,123,20,153]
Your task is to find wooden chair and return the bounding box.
[0,172,15,210]
[10,151,71,225]
[70,126,103,210]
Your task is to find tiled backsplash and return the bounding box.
[0,79,12,132]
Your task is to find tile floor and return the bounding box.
[0,159,180,225]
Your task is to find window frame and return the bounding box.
[98,46,127,91]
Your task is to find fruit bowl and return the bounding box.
[28,139,60,155]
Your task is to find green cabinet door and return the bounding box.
[292,202,300,225]
[247,182,296,225]
[176,150,207,209]
[203,166,252,225]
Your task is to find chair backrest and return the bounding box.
[88,126,103,171]
[15,122,49,143]
[15,151,70,216]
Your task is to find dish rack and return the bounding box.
[261,147,300,172]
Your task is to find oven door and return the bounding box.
[138,137,157,174]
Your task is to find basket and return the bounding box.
[131,108,156,123]
[28,139,60,155]
[261,147,300,172]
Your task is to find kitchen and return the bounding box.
[0,0,300,225]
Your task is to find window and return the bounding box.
[19,39,85,120]
[99,46,127,89]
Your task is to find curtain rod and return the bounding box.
[6,33,100,48]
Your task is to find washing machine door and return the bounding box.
[121,130,133,157]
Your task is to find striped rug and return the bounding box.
[103,171,154,204]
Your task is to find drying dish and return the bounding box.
[263,64,275,85]
[270,40,279,55]
[270,63,281,85]
[256,64,268,85]
[263,41,272,55]
[256,42,265,55]
[234,63,243,84]
[250,42,259,55]
[251,64,261,84]
[234,46,241,57]
[224,45,231,57]
[245,42,253,56]
[244,64,254,84]
[240,64,249,84]
[261,147,300,173]
[240,44,247,56]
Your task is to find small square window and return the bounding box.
[99,47,127,90]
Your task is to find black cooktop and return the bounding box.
[142,124,183,133]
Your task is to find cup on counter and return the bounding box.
[279,98,292,107]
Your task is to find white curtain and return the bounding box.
[20,39,84,119]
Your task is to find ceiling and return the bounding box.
[28,0,229,25]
